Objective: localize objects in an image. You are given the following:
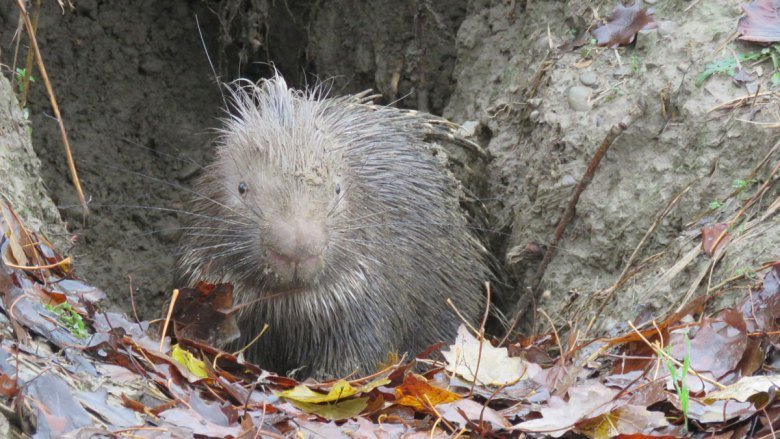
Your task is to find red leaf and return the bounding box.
[0,373,18,398]
[738,0,780,43]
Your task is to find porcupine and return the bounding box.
[175,74,493,378]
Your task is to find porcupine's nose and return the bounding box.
[266,215,327,285]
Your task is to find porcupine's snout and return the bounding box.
[264,214,327,285]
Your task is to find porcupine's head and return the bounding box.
[177,76,356,299]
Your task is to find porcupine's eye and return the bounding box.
[238,182,248,196]
[334,183,342,196]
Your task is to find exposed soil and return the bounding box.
[1,1,225,317]
[444,0,779,331]
[1,0,778,334]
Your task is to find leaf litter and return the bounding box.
[1,192,780,438]
[592,3,656,48]
[738,0,780,43]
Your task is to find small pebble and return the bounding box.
[560,175,577,186]
[580,71,598,86]
[567,86,591,111]
[613,66,633,78]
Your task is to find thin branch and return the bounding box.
[530,102,645,297]
[14,0,89,215]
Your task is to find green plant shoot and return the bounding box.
[44,301,89,340]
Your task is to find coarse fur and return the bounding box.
[176,74,491,378]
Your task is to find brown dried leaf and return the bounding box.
[667,316,747,392]
[738,0,780,43]
[701,222,730,257]
[171,282,240,347]
[593,3,656,48]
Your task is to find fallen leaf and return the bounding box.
[705,374,780,403]
[604,372,667,407]
[351,416,416,437]
[171,282,240,347]
[278,378,389,404]
[394,373,461,411]
[292,397,369,421]
[27,373,94,435]
[159,407,243,437]
[277,378,389,421]
[442,325,541,386]
[741,263,780,332]
[667,316,747,392]
[738,0,780,43]
[437,398,512,430]
[513,382,619,437]
[74,388,139,428]
[0,373,18,397]
[701,222,730,257]
[676,396,754,424]
[593,3,656,48]
[583,405,669,438]
[171,344,209,379]
[732,67,755,83]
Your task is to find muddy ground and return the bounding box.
[1,0,778,334]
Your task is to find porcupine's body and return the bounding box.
[176,75,491,378]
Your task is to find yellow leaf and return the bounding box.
[292,397,369,421]
[171,344,209,379]
[278,378,390,404]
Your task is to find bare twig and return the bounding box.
[708,91,778,113]
[530,102,645,298]
[159,289,179,352]
[14,0,89,215]
[468,282,491,398]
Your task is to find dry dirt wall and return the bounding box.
[0,74,64,238]
[444,0,779,330]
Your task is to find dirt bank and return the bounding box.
[1,0,778,330]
